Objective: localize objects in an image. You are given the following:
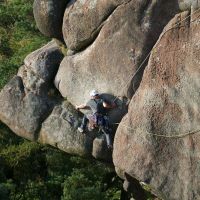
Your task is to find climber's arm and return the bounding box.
[75,104,90,110]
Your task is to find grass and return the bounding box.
[0,0,49,89]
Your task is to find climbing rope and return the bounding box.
[79,9,200,139]
[111,8,200,138]
[112,123,200,138]
[112,7,200,103]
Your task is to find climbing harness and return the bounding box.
[87,113,110,131]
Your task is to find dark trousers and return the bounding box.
[80,114,88,130]
[80,114,112,147]
[102,127,112,147]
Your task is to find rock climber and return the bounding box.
[75,89,116,149]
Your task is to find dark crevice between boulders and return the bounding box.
[127,55,149,99]
[127,0,181,99]
[137,0,153,25]
[53,38,68,56]
[33,0,71,41]
[123,173,152,200]
[33,88,63,141]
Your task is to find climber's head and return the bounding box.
[90,90,99,99]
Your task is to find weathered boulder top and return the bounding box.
[33,0,69,40]
[33,0,200,44]
[62,0,130,51]
[0,41,63,141]
[113,9,200,200]
[55,0,180,106]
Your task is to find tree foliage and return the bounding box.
[0,0,48,89]
[0,126,122,199]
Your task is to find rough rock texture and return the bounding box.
[18,41,64,95]
[39,101,112,161]
[55,0,180,106]
[0,39,113,162]
[62,0,129,51]
[0,76,50,140]
[92,135,113,161]
[113,9,200,200]
[33,0,69,40]
[63,0,200,51]
[0,41,63,140]
[178,0,200,10]
[1,1,200,199]
[39,101,94,156]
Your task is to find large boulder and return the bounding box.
[0,41,63,140]
[113,9,200,200]
[33,0,69,40]
[39,101,113,161]
[0,76,52,141]
[62,0,129,51]
[55,0,180,107]
[39,101,94,156]
[18,40,64,95]
[63,0,200,51]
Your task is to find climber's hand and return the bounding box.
[75,105,80,110]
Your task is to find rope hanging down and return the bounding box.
[112,8,200,139]
[112,7,200,103]
[113,123,200,138]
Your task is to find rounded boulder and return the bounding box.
[33,0,69,40]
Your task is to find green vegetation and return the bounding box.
[0,0,48,89]
[0,123,122,199]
